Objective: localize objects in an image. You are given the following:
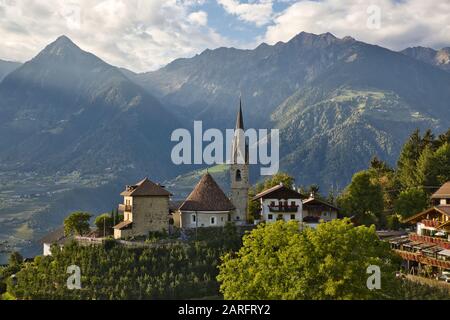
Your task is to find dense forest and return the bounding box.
[338,128,450,228]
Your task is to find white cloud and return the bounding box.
[264,0,450,51]
[188,10,208,26]
[218,0,274,26]
[1,0,450,72]
[0,0,229,72]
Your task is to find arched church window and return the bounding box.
[236,170,242,182]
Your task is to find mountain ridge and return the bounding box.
[401,46,450,72]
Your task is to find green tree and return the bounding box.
[247,187,261,221]
[337,171,384,226]
[386,214,402,231]
[262,172,295,190]
[95,214,114,237]
[396,129,423,189]
[420,129,435,151]
[437,128,450,147]
[217,219,399,300]
[370,156,393,175]
[432,143,450,185]
[8,252,23,267]
[415,145,439,188]
[64,212,92,236]
[394,188,429,219]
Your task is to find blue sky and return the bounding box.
[0,0,449,72]
[199,0,293,45]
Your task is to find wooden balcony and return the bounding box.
[269,205,299,213]
[394,250,450,269]
[118,204,132,213]
[409,233,450,250]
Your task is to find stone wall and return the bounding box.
[131,196,170,236]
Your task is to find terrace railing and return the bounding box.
[394,250,450,269]
[409,233,450,250]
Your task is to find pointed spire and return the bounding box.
[231,95,249,164]
[235,97,244,130]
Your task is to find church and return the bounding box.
[113,99,250,238]
[173,101,250,229]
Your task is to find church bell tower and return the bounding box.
[230,98,250,224]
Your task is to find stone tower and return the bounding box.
[230,98,250,224]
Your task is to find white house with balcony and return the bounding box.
[252,183,339,227]
[252,184,307,223]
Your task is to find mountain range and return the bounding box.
[128,32,450,188]
[0,32,450,258]
[0,36,181,180]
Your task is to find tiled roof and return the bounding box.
[120,178,172,197]
[437,205,450,215]
[40,226,74,245]
[303,197,339,211]
[40,226,65,244]
[179,173,235,212]
[402,206,450,224]
[113,220,133,230]
[253,184,306,201]
[432,182,450,199]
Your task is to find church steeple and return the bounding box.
[231,98,248,165]
[230,97,250,225]
[235,98,244,130]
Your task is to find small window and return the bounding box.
[236,170,242,182]
[210,217,216,225]
[270,201,276,207]
[291,215,296,220]
[236,216,240,221]
[191,214,196,223]
[291,201,296,207]
[268,214,273,220]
